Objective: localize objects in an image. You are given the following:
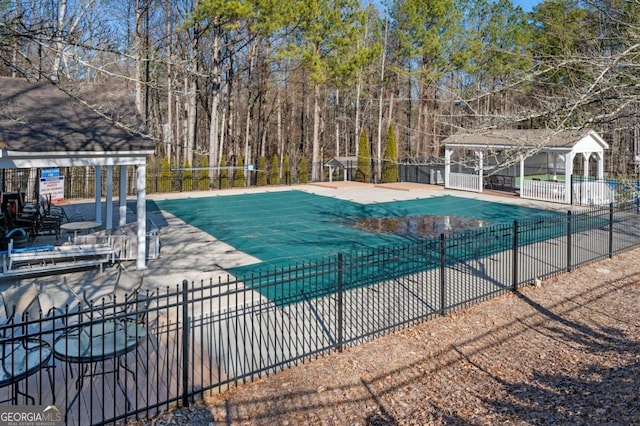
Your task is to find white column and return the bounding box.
[596,152,604,179]
[119,165,127,227]
[565,152,574,204]
[95,166,102,222]
[444,149,452,188]
[106,166,113,229]
[136,164,147,270]
[583,153,591,178]
[476,151,484,192]
[519,156,525,190]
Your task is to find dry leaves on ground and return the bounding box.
[137,249,640,425]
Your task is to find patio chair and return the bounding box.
[0,283,60,404]
[0,283,65,337]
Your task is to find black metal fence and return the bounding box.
[2,201,640,425]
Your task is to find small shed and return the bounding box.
[324,156,357,182]
[0,77,155,269]
[442,129,610,204]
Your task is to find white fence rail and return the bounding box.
[521,179,616,205]
[521,179,566,203]
[572,181,615,206]
[447,172,482,192]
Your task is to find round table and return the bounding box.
[60,221,102,242]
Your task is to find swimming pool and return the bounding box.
[152,190,561,272]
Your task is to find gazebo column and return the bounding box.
[106,166,113,229]
[119,165,127,227]
[95,166,102,222]
[583,153,591,178]
[565,152,574,204]
[136,164,147,270]
[476,151,484,192]
[444,149,452,188]
[519,155,525,190]
[596,152,604,179]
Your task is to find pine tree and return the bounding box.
[233,155,245,187]
[160,156,172,192]
[381,124,399,183]
[181,158,192,192]
[356,130,371,183]
[198,156,210,190]
[299,157,309,183]
[219,155,229,189]
[270,154,280,185]
[283,155,291,185]
[257,156,267,186]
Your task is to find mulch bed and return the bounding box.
[134,248,640,425]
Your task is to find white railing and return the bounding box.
[447,172,482,192]
[521,179,567,204]
[572,181,615,206]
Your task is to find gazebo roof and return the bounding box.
[443,129,608,151]
[0,77,154,154]
[324,156,357,168]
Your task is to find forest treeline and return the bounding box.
[1,0,638,182]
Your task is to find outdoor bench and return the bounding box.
[2,242,115,277]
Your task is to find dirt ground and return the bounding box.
[141,248,640,425]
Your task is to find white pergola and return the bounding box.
[0,77,155,269]
[0,152,151,269]
[442,129,610,204]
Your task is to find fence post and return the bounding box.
[567,211,572,272]
[337,253,344,352]
[181,279,190,408]
[439,234,446,316]
[512,221,519,291]
[609,203,614,258]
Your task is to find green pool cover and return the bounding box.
[152,190,560,274]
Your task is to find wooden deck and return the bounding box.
[0,314,218,426]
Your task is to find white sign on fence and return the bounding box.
[39,175,65,202]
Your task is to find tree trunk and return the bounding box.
[311,82,321,181]
[209,31,222,175]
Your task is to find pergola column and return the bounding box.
[136,164,147,270]
[444,148,452,188]
[95,166,102,222]
[119,165,127,227]
[106,165,113,229]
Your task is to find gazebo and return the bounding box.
[0,77,155,269]
[442,129,610,204]
[324,156,357,182]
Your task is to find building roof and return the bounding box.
[443,129,606,149]
[0,77,155,153]
[324,156,358,168]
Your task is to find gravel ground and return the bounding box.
[136,248,640,425]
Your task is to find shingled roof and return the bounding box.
[0,77,155,153]
[443,129,600,149]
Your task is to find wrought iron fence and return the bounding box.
[1,201,639,425]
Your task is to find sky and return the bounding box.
[513,0,540,11]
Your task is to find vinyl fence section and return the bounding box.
[3,202,640,425]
